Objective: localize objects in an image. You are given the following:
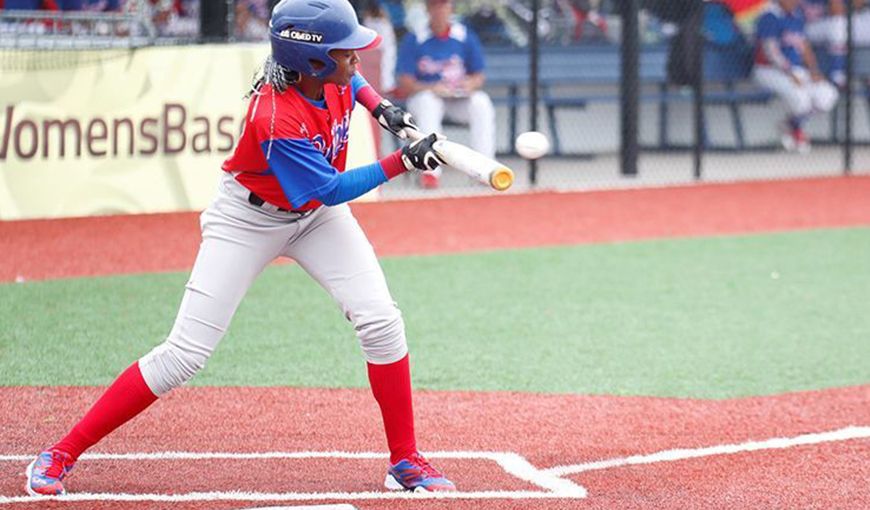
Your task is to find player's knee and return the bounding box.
[408,90,440,112]
[355,303,408,364]
[786,91,813,117]
[812,85,839,113]
[138,340,211,396]
[469,91,495,117]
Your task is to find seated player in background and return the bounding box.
[396,0,496,189]
[802,0,847,87]
[752,0,838,153]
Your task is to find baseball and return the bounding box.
[515,131,550,160]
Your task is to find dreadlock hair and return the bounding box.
[248,56,301,97]
[246,56,301,160]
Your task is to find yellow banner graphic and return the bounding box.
[0,44,378,220]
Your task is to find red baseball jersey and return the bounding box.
[223,74,369,211]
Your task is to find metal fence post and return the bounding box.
[529,0,541,185]
[845,0,853,174]
[692,0,704,180]
[227,0,236,43]
[620,0,640,177]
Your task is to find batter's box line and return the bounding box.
[0,451,587,504]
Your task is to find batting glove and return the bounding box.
[401,133,445,171]
[373,99,419,140]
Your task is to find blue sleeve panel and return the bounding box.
[319,161,388,206]
[263,138,387,207]
[351,73,370,104]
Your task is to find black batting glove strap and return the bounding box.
[373,100,418,139]
[401,133,444,171]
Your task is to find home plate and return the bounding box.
[238,506,357,510]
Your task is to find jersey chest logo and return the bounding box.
[307,111,351,163]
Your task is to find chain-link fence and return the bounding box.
[383,0,870,198]
[2,0,869,203]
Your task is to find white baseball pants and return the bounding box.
[139,173,407,396]
[406,89,496,176]
[752,66,839,118]
[807,13,870,47]
[806,16,847,48]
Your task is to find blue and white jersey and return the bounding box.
[396,22,485,87]
[755,3,807,68]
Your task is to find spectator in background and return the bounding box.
[57,0,119,10]
[803,0,847,87]
[361,0,398,92]
[463,5,515,46]
[563,0,608,42]
[0,0,59,34]
[133,0,197,36]
[396,0,495,189]
[856,0,870,46]
[234,0,269,41]
[1,0,59,10]
[381,0,406,38]
[753,0,838,153]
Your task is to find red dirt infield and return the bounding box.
[2,175,870,282]
[1,385,868,509]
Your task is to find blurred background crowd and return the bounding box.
[2,0,869,46]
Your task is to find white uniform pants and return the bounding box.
[807,13,870,48]
[752,66,839,119]
[806,16,847,47]
[406,89,496,176]
[139,173,407,396]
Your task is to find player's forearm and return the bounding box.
[464,73,486,91]
[397,74,431,96]
[318,151,406,206]
[761,39,792,71]
[800,43,822,76]
[356,84,385,113]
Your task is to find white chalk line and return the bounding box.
[0,491,578,504]
[0,451,586,504]
[543,425,870,476]
[2,426,866,504]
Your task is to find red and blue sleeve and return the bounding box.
[352,72,386,113]
[263,138,406,207]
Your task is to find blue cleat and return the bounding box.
[384,452,456,492]
[25,450,75,496]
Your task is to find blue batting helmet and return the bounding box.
[269,0,381,78]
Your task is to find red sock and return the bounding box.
[367,354,417,464]
[52,362,158,460]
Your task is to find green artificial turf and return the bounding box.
[1,227,869,398]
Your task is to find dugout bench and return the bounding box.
[484,43,870,156]
[483,43,775,156]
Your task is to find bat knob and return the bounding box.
[490,167,514,191]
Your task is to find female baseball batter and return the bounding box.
[26,0,454,496]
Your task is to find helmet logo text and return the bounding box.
[279,28,325,43]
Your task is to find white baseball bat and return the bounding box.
[404,128,514,191]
